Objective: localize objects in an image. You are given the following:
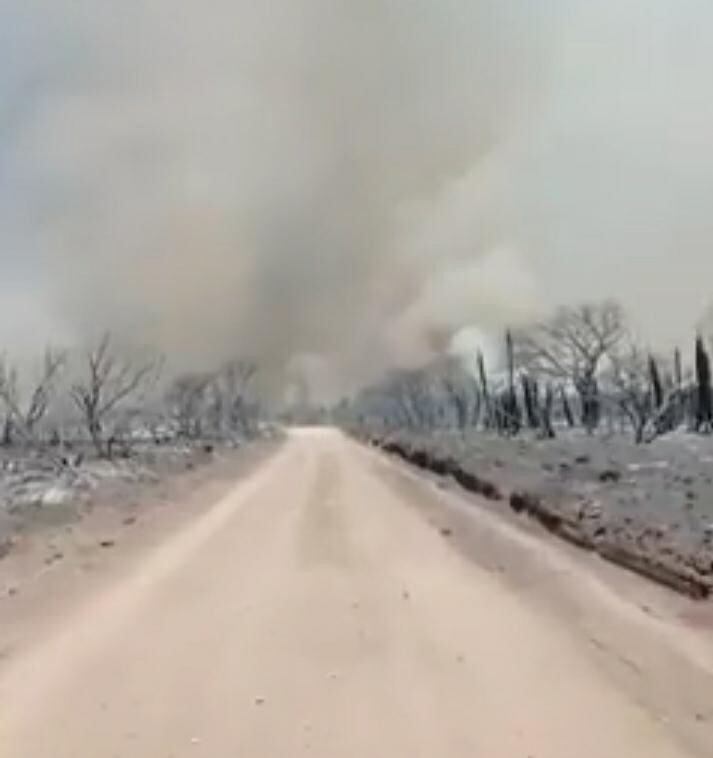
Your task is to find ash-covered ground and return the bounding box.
[0,431,279,559]
[362,428,713,598]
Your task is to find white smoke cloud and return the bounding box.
[2,1,713,393]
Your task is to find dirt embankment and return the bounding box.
[358,429,713,599]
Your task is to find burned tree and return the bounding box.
[476,351,493,430]
[188,360,259,439]
[70,334,161,457]
[607,343,657,443]
[515,301,626,433]
[674,347,683,391]
[648,354,664,411]
[695,335,712,432]
[500,330,521,435]
[440,359,480,429]
[215,360,257,435]
[521,375,540,430]
[0,363,17,446]
[540,383,556,439]
[361,369,427,430]
[167,372,213,439]
[515,371,555,439]
[559,385,575,428]
[348,357,480,433]
[0,348,66,446]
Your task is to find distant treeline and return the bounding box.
[341,301,713,444]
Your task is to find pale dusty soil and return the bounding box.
[0,428,712,757]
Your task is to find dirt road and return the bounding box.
[1,428,712,757]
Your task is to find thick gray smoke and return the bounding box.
[3,1,713,398]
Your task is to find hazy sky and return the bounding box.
[2,1,713,394]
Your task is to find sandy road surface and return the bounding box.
[1,428,712,757]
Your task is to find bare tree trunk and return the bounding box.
[89,419,105,458]
[539,384,555,439]
[559,385,574,428]
[503,331,521,435]
[695,335,712,432]
[71,334,161,458]
[673,347,684,428]
[576,373,601,434]
[649,355,663,411]
[477,351,492,430]
[674,347,683,389]
[2,417,13,447]
[521,375,540,430]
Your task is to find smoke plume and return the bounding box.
[3,2,713,398]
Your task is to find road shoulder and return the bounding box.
[0,437,283,670]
